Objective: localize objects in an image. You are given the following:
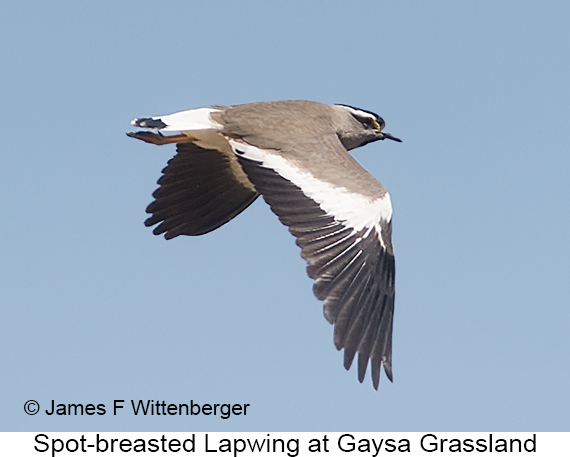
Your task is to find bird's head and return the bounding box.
[333,104,401,150]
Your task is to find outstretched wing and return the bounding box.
[145,142,259,238]
[231,138,395,389]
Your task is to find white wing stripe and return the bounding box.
[229,140,392,244]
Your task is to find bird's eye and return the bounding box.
[360,116,383,130]
[375,117,386,130]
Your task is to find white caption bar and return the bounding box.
[0,432,569,456]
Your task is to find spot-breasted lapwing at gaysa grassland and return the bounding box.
[128,100,401,389]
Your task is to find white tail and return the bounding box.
[131,108,222,132]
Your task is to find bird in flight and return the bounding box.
[128,100,401,389]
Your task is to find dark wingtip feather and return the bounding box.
[371,361,381,390]
[343,346,357,371]
[383,360,394,383]
[357,353,368,383]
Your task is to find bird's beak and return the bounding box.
[381,132,402,142]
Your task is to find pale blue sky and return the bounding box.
[1,1,569,431]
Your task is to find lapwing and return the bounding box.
[128,100,401,389]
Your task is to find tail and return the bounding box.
[131,118,167,129]
[130,108,222,132]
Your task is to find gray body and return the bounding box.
[218,101,389,199]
